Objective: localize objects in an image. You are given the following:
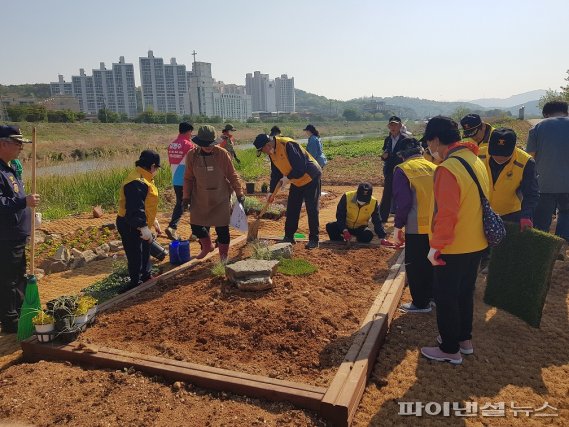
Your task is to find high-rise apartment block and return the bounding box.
[140,51,190,115]
[245,71,295,113]
[62,57,137,117]
[50,75,73,96]
[188,61,214,117]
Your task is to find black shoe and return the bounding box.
[1,322,18,334]
[282,236,296,244]
[305,240,319,250]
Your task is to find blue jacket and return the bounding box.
[0,159,30,241]
[306,135,327,168]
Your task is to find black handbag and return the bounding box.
[450,156,506,247]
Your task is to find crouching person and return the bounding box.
[326,183,391,245]
[392,138,437,313]
[183,125,244,262]
[116,150,162,290]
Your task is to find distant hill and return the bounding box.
[468,90,546,108]
[0,83,51,99]
[506,99,542,118]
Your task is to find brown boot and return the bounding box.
[195,236,214,259]
[218,243,230,263]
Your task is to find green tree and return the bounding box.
[165,112,180,124]
[47,109,76,123]
[451,107,471,123]
[342,108,361,121]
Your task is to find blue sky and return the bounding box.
[3,0,568,101]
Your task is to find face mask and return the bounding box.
[432,151,442,161]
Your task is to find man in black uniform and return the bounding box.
[380,116,406,222]
[0,126,40,333]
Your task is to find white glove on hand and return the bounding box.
[34,212,42,227]
[139,226,153,241]
[392,227,404,246]
[280,176,290,188]
[427,247,446,266]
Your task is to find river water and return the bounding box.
[27,132,380,177]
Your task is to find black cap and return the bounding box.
[388,116,402,124]
[136,150,161,169]
[460,114,483,137]
[179,122,193,134]
[0,125,31,143]
[489,128,517,157]
[397,137,423,159]
[253,134,270,156]
[424,116,460,142]
[223,123,236,132]
[269,126,281,137]
[356,182,373,203]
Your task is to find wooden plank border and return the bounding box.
[22,237,407,426]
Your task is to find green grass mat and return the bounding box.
[484,222,564,327]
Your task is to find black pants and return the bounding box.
[116,216,151,288]
[0,239,26,332]
[434,250,484,354]
[285,177,321,242]
[191,224,230,244]
[379,171,393,223]
[168,185,184,229]
[326,222,373,243]
[405,234,433,309]
[534,193,569,242]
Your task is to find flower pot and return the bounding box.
[74,313,89,326]
[246,182,255,194]
[35,323,54,343]
[87,306,98,321]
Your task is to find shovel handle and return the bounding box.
[257,180,283,218]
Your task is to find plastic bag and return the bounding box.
[230,202,248,232]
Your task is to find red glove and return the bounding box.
[342,230,352,241]
[427,248,446,266]
[520,218,533,231]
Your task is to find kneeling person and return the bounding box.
[326,183,388,244]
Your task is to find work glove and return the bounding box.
[35,212,42,227]
[392,227,405,246]
[427,248,446,266]
[380,239,398,248]
[139,226,153,241]
[182,198,190,211]
[342,229,352,242]
[520,218,533,231]
[280,176,290,188]
[154,219,162,236]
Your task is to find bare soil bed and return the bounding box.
[80,243,397,387]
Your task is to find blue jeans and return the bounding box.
[534,193,569,242]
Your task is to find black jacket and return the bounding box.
[381,133,405,176]
[0,159,30,241]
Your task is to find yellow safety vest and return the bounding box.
[269,137,318,187]
[435,148,489,254]
[395,156,436,234]
[478,146,531,216]
[118,166,159,226]
[345,191,378,229]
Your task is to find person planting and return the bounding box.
[253,132,322,249]
[325,182,391,245]
[0,126,40,334]
[391,138,437,313]
[116,150,163,291]
[182,125,245,262]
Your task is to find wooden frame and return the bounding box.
[21,236,406,427]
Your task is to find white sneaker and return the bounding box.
[436,335,474,355]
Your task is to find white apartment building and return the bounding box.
[213,92,252,121]
[93,62,117,113]
[113,56,137,118]
[72,69,97,115]
[275,74,295,113]
[139,51,190,115]
[50,75,73,96]
[245,71,294,113]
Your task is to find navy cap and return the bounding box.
[424,116,459,141]
[356,182,373,203]
[253,134,270,156]
[388,116,402,124]
[137,150,161,168]
[0,125,31,143]
[489,128,517,157]
[460,114,483,137]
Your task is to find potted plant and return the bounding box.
[32,311,55,343]
[47,295,79,334]
[74,304,89,327]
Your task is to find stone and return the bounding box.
[101,223,116,231]
[96,243,110,253]
[53,246,71,263]
[47,260,68,274]
[109,240,123,252]
[267,242,293,259]
[34,230,47,245]
[236,276,274,292]
[82,249,97,263]
[224,259,280,282]
[92,206,103,218]
[44,233,62,244]
[95,247,108,260]
[69,257,86,270]
[71,248,83,259]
